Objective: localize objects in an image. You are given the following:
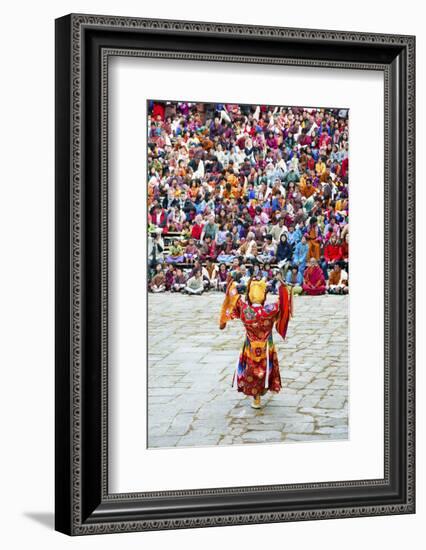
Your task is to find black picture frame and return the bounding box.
[55,14,416,535]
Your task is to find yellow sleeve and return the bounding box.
[219,281,241,328]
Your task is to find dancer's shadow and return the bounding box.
[23,512,54,530]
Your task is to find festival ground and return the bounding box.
[148,293,348,448]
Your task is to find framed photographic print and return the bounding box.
[55,14,416,535]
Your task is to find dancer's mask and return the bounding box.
[248,279,267,304]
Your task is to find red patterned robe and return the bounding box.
[220,284,291,397]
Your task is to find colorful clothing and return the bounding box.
[219,282,291,397]
[306,225,322,260]
[302,265,326,295]
[293,241,308,273]
[166,243,184,263]
[324,242,342,263]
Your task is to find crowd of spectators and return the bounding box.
[147,100,349,296]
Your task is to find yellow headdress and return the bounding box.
[248,279,267,304]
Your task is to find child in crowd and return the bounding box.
[149,265,166,293]
[171,268,187,292]
[184,238,198,263]
[217,263,228,292]
[166,239,184,264]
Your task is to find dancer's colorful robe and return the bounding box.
[219,283,291,397]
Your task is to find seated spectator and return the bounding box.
[262,262,274,282]
[199,235,217,261]
[201,214,218,241]
[236,264,250,294]
[324,216,341,240]
[217,263,228,292]
[253,219,267,242]
[302,258,326,295]
[238,232,258,260]
[341,233,349,270]
[250,263,264,280]
[286,225,298,247]
[276,233,293,275]
[171,268,187,292]
[324,234,343,266]
[149,265,166,293]
[285,265,303,295]
[253,205,269,225]
[258,234,276,264]
[270,217,287,244]
[218,232,237,262]
[164,264,175,290]
[216,224,228,246]
[205,258,218,289]
[185,270,204,295]
[191,214,204,240]
[229,257,242,280]
[147,101,349,295]
[327,263,349,294]
[184,238,198,263]
[166,239,184,264]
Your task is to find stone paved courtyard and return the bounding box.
[147,292,348,448]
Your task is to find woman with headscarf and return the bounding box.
[276,233,294,276]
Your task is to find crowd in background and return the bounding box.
[147,101,349,297]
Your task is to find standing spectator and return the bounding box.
[148,229,165,272]
[293,235,309,274]
[306,216,322,260]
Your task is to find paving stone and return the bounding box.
[148,293,348,447]
[318,396,346,409]
[282,422,315,434]
[242,431,283,443]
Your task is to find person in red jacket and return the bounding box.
[190,214,204,241]
[324,234,343,268]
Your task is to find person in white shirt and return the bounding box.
[327,263,348,294]
[185,270,204,295]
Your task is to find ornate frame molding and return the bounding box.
[55,14,415,535]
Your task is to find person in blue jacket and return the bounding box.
[293,235,309,275]
[285,265,303,295]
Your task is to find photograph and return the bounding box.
[147,100,350,449]
[52,10,415,537]
[0,0,420,544]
